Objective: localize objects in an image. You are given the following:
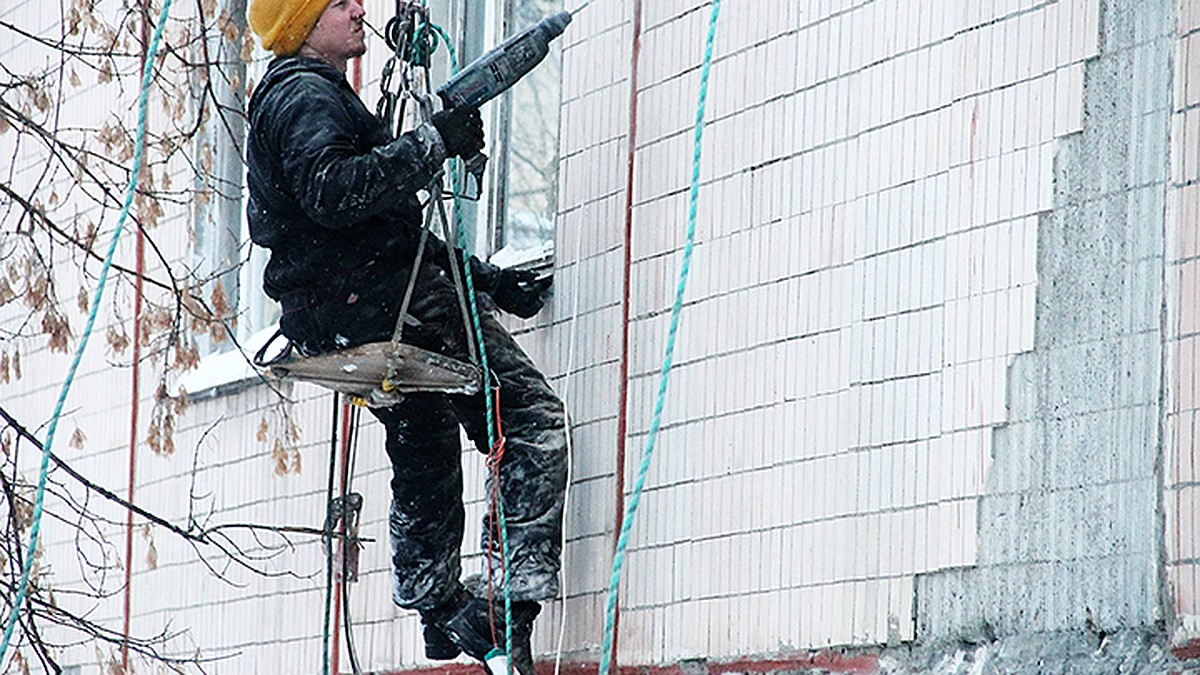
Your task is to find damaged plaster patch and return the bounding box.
[878,629,1185,675]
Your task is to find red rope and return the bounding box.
[484,385,507,647]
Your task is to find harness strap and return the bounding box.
[252,328,295,368]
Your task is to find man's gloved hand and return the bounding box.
[492,268,552,319]
[430,107,485,159]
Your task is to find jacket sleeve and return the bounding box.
[272,74,447,229]
[419,234,502,296]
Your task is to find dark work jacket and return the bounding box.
[247,56,496,352]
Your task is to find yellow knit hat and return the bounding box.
[248,0,331,56]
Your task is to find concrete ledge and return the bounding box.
[377,651,880,675]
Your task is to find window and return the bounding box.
[182,3,278,394]
[427,0,564,272]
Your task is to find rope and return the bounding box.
[429,22,518,670]
[598,2,721,673]
[0,0,176,663]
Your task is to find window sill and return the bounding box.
[489,239,554,274]
[177,325,282,399]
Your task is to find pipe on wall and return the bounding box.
[613,0,644,668]
[121,5,150,670]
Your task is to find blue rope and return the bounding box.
[598,2,720,673]
[0,0,176,663]
[428,21,516,672]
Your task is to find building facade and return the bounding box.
[1,0,1198,672]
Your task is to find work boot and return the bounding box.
[506,600,541,675]
[420,615,462,660]
[442,596,541,674]
[418,587,470,661]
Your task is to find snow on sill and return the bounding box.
[488,240,554,272]
[177,325,283,398]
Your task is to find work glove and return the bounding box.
[430,107,485,159]
[492,268,552,319]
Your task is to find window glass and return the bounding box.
[488,0,563,270]
[408,0,562,269]
[191,2,277,358]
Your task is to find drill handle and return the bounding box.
[458,151,488,200]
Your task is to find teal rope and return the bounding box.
[598,2,720,673]
[0,0,176,663]
[428,20,516,672]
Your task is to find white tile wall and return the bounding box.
[1167,0,1200,650]
[0,0,1135,670]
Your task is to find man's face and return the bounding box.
[302,0,366,69]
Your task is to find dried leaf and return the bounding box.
[69,68,81,87]
[272,438,288,476]
[199,142,213,175]
[0,277,14,305]
[13,487,34,531]
[137,193,163,228]
[0,352,8,383]
[173,339,200,371]
[218,10,238,42]
[42,309,73,353]
[143,525,158,569]
[0,111,10,134]
[290,447,302,474]
[162,412,176,456]
[256,417,268,443]
[106,325,130,355]
[12,349,20,379]
[69,426,86,450]
[30,84,50,113]
[77,285,89,313]
[27,274,48,310]
[210,280,229,317]
[147,419,162,455]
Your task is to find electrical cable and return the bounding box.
[0,0,176,663]
[553,129,586,675]
[340,404,364,675]
[597,2,721,673]
[322,394,339,675]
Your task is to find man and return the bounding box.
[244,0,568,671]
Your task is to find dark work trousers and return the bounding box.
[288,257,567,611]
